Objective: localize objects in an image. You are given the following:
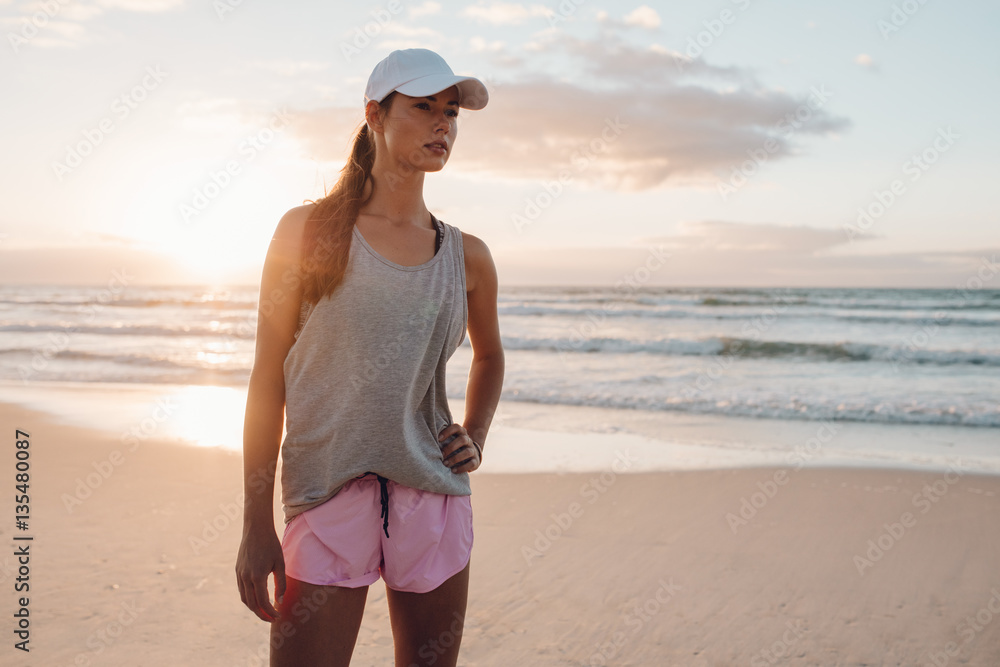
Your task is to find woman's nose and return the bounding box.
[433,112,451,132]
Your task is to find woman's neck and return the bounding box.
[358,169,430,228]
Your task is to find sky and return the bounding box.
[0,0,997,288]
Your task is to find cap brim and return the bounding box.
[394,74,489,110]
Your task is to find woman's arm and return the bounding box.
[440,232,505,472]
[235,204,310,622]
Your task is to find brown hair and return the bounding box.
[300,92,397,305]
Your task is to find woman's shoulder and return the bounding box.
[457,228,490,257]
[274,203,317,241]
[268,203,318,259]
[456,228,496,293]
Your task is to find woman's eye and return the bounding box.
[416,103,458,118]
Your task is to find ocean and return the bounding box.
[1,283,998,473]
[1,284,997,426]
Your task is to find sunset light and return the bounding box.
[2,1,998,664]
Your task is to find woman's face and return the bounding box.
[370,85,461,174]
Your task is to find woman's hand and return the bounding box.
[438,424,482,473]
[236,524,286,623]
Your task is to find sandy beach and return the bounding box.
[5,398,1000,666]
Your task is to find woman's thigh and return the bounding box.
[269,576,369,667]
[385,560,471,667]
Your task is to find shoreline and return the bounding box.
[4,399,1000,664]
[0,380,998,476]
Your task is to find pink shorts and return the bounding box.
[281,473,473,594]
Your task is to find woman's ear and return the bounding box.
[365,100,384,134]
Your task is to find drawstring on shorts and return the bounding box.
[377,474,390,538]
[358,471,391,538]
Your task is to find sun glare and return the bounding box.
[159,385,252,450]
[119,157,289,284]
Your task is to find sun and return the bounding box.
[169,234,261,284]
[119,158,294,285]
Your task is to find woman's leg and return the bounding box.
[270,575,369,667]
[385,560,470,667]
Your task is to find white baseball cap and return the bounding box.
[364,48,489,111]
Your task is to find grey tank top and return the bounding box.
[279,215,470,523]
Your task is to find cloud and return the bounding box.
[4,0,183,49]
[640,220,863,254]
[451,82,847,190]
[59,5,105,21]
[491,222,1000,288]
[409,1,442,18]
[595,5,663,31]
[624,5,661,29]
[529,29,747,84]
[469,36,507,53]
[18,0,182,14]
[380,23,444,39]
[5,18,90,48]
[2,239,995,289]
[614,222,998,286]
[855,53,878,70]
[461,2,552,25]
[493,246,1000,288]
[284,28,849,191]
[0,245,191,286]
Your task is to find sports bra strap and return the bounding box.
[433,215,444,255]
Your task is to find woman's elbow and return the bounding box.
[472,347,505,366]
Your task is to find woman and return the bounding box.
[235,48,504,667]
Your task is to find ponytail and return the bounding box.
[300,92,395,305]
